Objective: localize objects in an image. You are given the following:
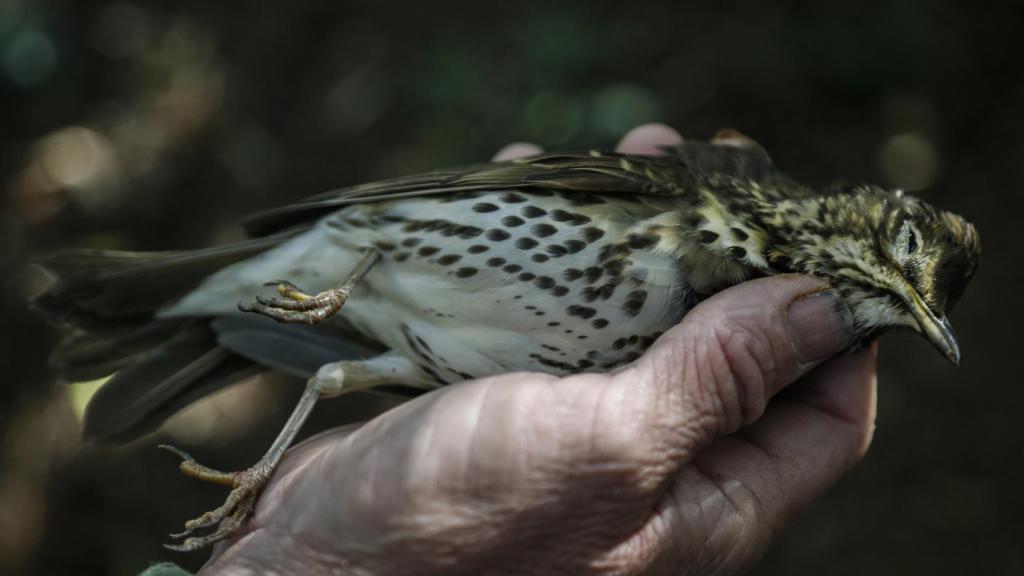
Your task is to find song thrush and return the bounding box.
[34,130,981,550]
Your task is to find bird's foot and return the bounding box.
[238,280,349,324]
[159,444,272,551]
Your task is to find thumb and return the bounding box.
[607,275,854,465]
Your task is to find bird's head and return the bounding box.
[766,185,981,364]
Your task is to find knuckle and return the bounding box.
[564,374,671,493]
[703,321,777,428]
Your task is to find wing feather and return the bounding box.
[241,140,807,237]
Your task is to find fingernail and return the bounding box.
[492,142,542,161]
[787,290,854,364]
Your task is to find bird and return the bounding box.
[33,129,981,550]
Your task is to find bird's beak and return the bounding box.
[902,285,961,366]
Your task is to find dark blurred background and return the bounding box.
[1,1,1021,574]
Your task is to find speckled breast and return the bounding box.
[324,189,702,383]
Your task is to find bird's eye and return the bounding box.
[895,220,921,260]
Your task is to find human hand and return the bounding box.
[199,125,877,576]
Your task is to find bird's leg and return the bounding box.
[162,353,427,551]
[239,249,381,324]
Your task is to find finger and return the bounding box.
[615,346,877,574]
[595,276,853,474]
[492,142,543,161]
[699,345,877,512]
[615,123,683,154]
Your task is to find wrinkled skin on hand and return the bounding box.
[199,125,877,576]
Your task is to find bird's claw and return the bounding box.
[239,279,348,324]
[160,444,269,550]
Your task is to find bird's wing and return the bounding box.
[241,140,808,237]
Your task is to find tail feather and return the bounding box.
[33,234,292,331]
[50,321,181,382]
[81,323,262,442]
[34,234,293,443]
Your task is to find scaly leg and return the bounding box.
[162,249,386,551]
[238,249,381,324]
[163,353,429,551]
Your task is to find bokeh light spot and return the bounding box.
[523,91,584,146]
[590,83,661,138]
[879,132,939,191]
[2,26,57,87]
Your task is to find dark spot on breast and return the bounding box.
[602,258,628,277]
[393,252,410,262]
[545,244,568,257]
[627,233,660,250]
[486,229,511,241]
[584,267,603,283]
[486,257,506,267]
[516,237,539,249]
[532,223,557,237]
[576,359,595,369]
[597,283,617,300]
[535,276,556,289]
[401,237,422,247]
[699,230,719,244]
[502,215,526,227]
[521,205,547,218]
[581,227,605,243]
[551,209,591,225]
[563,240,586,254]
[468,245,490,254]
[564,268,584,281]
[731,227,749,241]
[613,338,628,350]
[503,263,523,273]
[550,285,569,297]
[623,290,648,316]
[418,246,440,257]
[567,305,597,319]
[437,254,462,266]
[727,246,747,259]
[581,287,598,303]
[529,353,576,372]
[455,267,479,278]
[591,318,609,329]
[532,253,550,263]
[473,202,500,213]
[501,192,527,203]
[434,222,458,235]
[598,243,629,261]
[374,241,396,252]
[519,272,536,281]
[457,226,484,239]
[547,321,561,327]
